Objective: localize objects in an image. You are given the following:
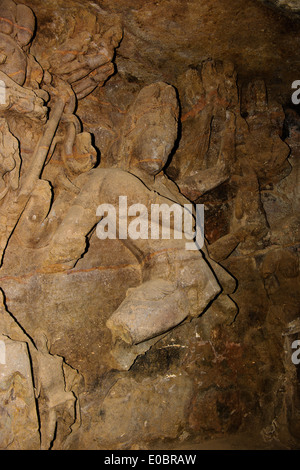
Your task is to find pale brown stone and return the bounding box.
[0,0,299,451]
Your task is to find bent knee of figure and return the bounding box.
[106,279,189,345]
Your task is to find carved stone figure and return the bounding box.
[0,289,83,450]
[0,0,121,449]
[0,0,122,265]
[0,0,298,452]
[0,0,48,262]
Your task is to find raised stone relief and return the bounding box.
[0,0,299,451]
[0,0,120,449]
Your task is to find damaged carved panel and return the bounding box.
[0,0,299,450]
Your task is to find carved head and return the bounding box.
[119,82,179,176]
[0,0,35,85]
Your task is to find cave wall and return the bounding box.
[0,0,299,450]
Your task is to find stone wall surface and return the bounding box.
[0,0,299,450]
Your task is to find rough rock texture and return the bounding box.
[0,0,299,450]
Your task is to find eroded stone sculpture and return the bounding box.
[0,0,299,451]
[9,79,235,369]
[0,0,120,449]
[0,0,237,446]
